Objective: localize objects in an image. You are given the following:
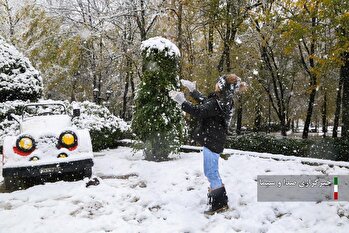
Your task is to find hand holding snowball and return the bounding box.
[169,90,186,106]
[180,79,196,92]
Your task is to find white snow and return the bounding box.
[141,36,181,58]
[1,147,349,233]
[0,100,29,116]
[21,115,72,134]
[253,69,259,75]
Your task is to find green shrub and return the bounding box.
[89,128,123,152]
[132,37,184,161]
[226,133,349,161]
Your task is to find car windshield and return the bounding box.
[22,104,67,119]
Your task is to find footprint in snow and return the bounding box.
[70,200,111,218]
[130,180,147,189]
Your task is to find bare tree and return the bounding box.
[47,0,121,103]
[215,0,261,73]
[0,0,31,42]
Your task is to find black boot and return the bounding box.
[204,186,229,215]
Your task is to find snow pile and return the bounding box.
[0,37,43,101]
[1,147,349,233]
[141,36,181,58]
[70,101,129,132]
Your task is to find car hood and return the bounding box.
[21,115,72,136]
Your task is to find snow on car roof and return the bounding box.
[21,115,73,137]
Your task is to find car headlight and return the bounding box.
[59,131,78,148]
[16,135,35,152]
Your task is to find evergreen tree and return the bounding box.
[0,37,42,102]
[132,37,184,161]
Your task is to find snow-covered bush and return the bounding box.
[0,119,20,146]
[0,37,43,102]
[132,37,184,161]
[0,100,29,120]
[0,100,28,146]
[69,101,129,151]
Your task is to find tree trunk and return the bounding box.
[85,40,98,103]
[302,87,317,139]
[341,51,349,139]
[97,37,103,104]
[122,75,129,119]
[333,77,343,138]
[122,56,134,120]
[208,23,214,54]
[139,0,147,41]
[254,101,262,132]
[207,0,218,55]
[217,41,228,73]
[177,1,183,77]
[291,119,295,133]
[321,91,327,137]
[70,72,79,102]
[300,15,318,139]
[144,136,170,162]
[268,90,271,133]
[236,95,243,135]
[280,115,287,136]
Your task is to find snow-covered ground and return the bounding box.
[1,147,349,233]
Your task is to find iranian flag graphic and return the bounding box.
[334,176,338,200]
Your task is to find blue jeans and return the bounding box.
[203,147,223,189]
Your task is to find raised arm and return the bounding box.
[180,79,207,103]
[181,98,220,119]
[190,89,207,103]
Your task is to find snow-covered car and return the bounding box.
[2,102,94,189]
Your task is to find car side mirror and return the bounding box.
[73,108,80,118]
